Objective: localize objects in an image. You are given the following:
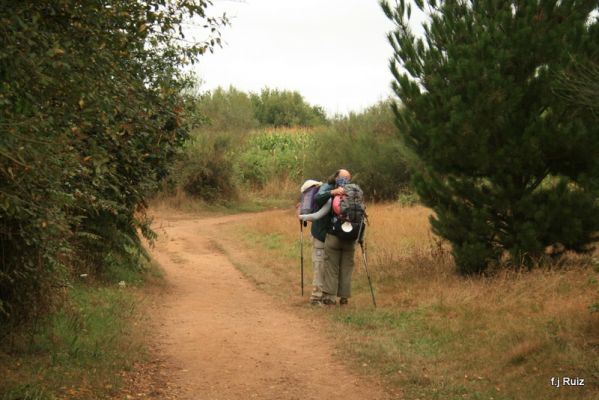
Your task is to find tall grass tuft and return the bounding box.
[1,280,149,400]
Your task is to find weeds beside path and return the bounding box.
[0,284,151,400]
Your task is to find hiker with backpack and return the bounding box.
[314,169,365,306]
[298,180,334,305]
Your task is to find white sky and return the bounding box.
[191,0,398,116]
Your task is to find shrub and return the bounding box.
[251,88,328,127]
[0,0,225,325]
[195,86,259,133]
[179,132,237,202]
[305,101,411,201]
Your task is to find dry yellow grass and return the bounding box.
[249,175,299,200]
[218,202,599,399]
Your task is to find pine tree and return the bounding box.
[381,0,599,273]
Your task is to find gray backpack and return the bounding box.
[331,183,366,241]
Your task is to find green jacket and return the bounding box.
[311,182,334,242]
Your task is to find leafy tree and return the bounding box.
[251,88,328,127]
[306,101,411,201]
[382,0,599,273]
[333,99,398,137]
[0,0,225,324]
[196,86,259,133]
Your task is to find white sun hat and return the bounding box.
[300,179,323,193]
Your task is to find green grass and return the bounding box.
[326,300,598,399]
[328,307,500,399]
[0,279,149,400]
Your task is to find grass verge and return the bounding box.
[0,264,159,400]
[214,204,599,400]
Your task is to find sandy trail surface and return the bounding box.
[144,208,391,400]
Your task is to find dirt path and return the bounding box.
[144,208,391,400]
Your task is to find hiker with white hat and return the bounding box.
[315,169,358,306]
[301,170,374,308]
[298,179,334,305]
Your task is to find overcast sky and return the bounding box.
[191,0,398,116]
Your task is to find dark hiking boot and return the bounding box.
[310,298,322,306]
[322,298,336,306]
[340,297,349,306]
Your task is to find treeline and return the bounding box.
[165,86,412,203]
[193,86,327,131]
[0,1,225,327]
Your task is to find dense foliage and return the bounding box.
[195,86,259,133]
[237,128,317,189]
[251,88,328,127]
[171,95,411,202]
[179,132,238,202]
[0,0,225,324]
[173,86,325,202]
[305,101,411,201]
[383,0,599,273]
[555,60,599,117]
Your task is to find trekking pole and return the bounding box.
[359,240,376,308]
[300,220,304,296]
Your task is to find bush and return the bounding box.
[195,86,258,133]
[305,101,411,201]
[251,88,328,127]
[0,0,224,325]
[178,132,237,202]
[167,99,411,205]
